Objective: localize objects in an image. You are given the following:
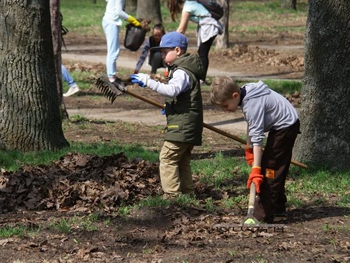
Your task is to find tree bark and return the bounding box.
[125,0,137,13]
[50,0,63,105]
[0,0,69,152]
[215,0,229,49]
[293,0,350,170]
[281,0,297,10]
[136,0,162,24]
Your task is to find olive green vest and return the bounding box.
[164,54,203,146]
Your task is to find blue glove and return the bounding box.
[130,73,150,88]
[161,109,165,115]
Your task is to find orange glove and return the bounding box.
[245,145,254,166]
[247,166,264,193]
[134,69,139,74]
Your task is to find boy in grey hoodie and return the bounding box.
[210,76,300,223]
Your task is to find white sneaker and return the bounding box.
[63,85,80,97]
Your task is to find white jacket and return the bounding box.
[197,17,223,45]
[103,0,129,25]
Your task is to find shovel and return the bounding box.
[95,74,307,169]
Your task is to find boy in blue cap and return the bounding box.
[130,32,205,199]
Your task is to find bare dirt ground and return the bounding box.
[0,23,349,263]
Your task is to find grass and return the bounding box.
[2,0,349,242]
[60,0,307,42]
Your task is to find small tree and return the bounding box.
[281,0,297,10]
[215,0,229,49]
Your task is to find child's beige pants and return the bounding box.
[159,141,194,196]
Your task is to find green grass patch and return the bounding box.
[61,0,106,36]
[60,0,306,40]
[49,213,100,233]
[0,224,39,238]
[236,79,302,94]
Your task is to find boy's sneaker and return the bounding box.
[63,85,80,97]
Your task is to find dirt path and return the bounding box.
[62,43,304,80]
[62,42,304,134]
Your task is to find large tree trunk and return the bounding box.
[215,0,229,49]
[136,0,162,24]
[0,0,69,152]
[293,0,350,170]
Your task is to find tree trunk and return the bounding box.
[136,0,162,24]
[0,0,69,152]
[293,0,350,170]
[281,0,297,10]
[125,0,137,14]
[215,0,229,49]
[50,0,63,105]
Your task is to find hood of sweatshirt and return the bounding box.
[242,80,270,103]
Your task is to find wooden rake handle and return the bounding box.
[125,89,307,169]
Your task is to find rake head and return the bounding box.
[214,221,286,233]
[95,75,130,103]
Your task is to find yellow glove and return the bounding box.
[127,15,141,27]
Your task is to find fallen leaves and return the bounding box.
[0,153,161,213]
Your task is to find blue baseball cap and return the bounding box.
[151,31,188,51]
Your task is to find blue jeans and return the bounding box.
[102,19,120,78]
[61,65,76,87]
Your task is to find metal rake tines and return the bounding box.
[213,223,286,233]
[95,76,123,103]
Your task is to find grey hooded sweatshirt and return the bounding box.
[241,80,298,146]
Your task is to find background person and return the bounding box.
[102,0,141,83]
[62,64,80,97]
[134,23,166,75]
[168,0,223,85]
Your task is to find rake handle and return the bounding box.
[248,182,256,215]
[124,89,307,169]
[125,89,164,109]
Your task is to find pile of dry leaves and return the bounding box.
[0,152,225,214]
[0,153,162,213]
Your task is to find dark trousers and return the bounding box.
[149,51,164,74]
[254,120,300,223]
[198,36,216,81]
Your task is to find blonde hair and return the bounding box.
[210,76,241,106]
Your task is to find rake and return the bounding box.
[95,74,307,169]
[213,183,286,232]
